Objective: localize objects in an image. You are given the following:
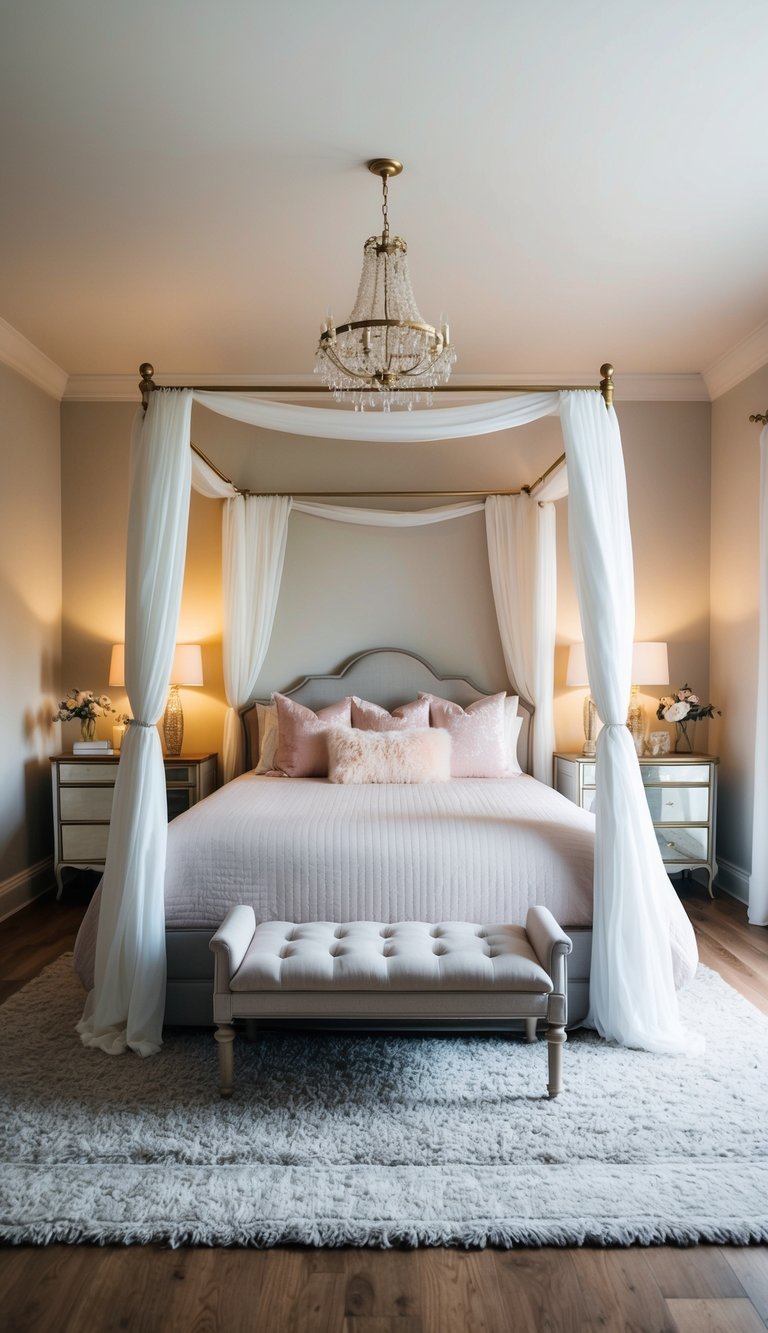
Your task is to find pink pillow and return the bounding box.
[421,692,508,778]
[273,694,352,777]
[351,696,430,732]
[327,726,451,784]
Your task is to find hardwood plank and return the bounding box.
[571,1248,676,1333]
[1,1245,111,1333]
[58,1246,181,1333]
[494,1248,589,1332]
[343,1319,421,1332]
[689,911,768,989]
[666,1296,767,1332]
[687,900,768,963]
[419,1250,511,1332]
[643,1244,747,1300]
[253,1251,346,1332]
[162,1248,271,1333]
[724,1249,768,1323]
[342,1249,420,1321]
[694,936,768,1014]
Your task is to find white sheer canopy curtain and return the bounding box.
[560,392,701,1055]
[78,391,193,1056]
[485,495,556,784]
[222,495,291,782]
[750,423,768,924]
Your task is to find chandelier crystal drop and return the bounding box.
[314,159,456,410]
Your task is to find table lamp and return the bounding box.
[628,641,669,741]
[109,642,203,757]
[566,642,597,757]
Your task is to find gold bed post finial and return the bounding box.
[139,363,155,411]
[600,364,615,409]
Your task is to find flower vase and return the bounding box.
[80,717,96,742]
[674,719,696,754]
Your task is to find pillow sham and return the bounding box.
[326,726,451,785]
[506,711,523,775]
[351,696,430,731]
[421,691,508,778]
[273,693,353,778]
[253,702,279,774]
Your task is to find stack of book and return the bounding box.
[72,738,115,756]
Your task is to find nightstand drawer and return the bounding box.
[60,786,115,821]
[641,763,710,786]
[164,763,197,785]
[656,826,708,863]
[61,824,110,861]
[59,762,118,785]
[645,786,709,824]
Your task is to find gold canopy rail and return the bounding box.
[139,362,616,411]
[750,410,768,425]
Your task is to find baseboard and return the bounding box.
[0,856,55,922]
[715,855,750,905]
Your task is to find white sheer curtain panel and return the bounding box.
[559,391,701,1055]
[485,495,556,783]
[292,500,484,525]
[77,391,194,1056]
[191,450,237,499]
[193,390,559,443]
[750,422,768,924]
[222,495,292,782]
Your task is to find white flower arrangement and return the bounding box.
[656,684,719,724]
[53,690,115,724]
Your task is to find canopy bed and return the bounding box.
[75,363,701,1062]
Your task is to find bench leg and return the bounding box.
[547,1024,566,1098]
[215,1023,235,1098]
[524,1017,537,1043]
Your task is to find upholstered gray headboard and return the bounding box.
[241,647,533,773]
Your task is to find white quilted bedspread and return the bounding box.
[163,773,595,929]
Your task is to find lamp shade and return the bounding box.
[567,640,669,689]
[108,643,125,688]
[170,643,204,687]
[631,641,669,686]
[109,643,204,688]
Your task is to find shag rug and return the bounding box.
[1,957,767,1248]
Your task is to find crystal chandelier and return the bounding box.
[315,159,456,410]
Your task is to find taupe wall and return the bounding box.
[60,399,711,768]
[709,364,768,901]
[0,364,61,912]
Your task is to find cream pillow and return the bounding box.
[253,702,279,774]
[326,726,451,785]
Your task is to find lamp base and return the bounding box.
[582,694,597,758]
[163,685,183,757]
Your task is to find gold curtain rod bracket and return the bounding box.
[749,411,768,425]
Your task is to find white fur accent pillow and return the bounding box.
[326,726,451,785]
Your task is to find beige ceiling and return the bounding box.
[1,0,766,381]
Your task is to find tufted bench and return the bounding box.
[209,907,572,1099]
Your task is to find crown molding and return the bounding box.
[63,369,710,403]
[0,318,68,400]
[703,318,768,400]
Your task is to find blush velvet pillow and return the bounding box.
[351,696,430,731]
[326,726,451,785]
[273,693,352,778]
[421,691,508,778]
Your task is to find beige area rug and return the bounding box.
[1,956,767,1247]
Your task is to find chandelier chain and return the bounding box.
[381,174,390,244]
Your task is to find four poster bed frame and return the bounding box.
[77,356,701,1060]
[141,360,609,1030]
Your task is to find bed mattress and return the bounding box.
[161,772,595,929]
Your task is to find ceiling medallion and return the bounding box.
[314,159,456,410]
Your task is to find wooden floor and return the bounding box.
[1,885,767,1332]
